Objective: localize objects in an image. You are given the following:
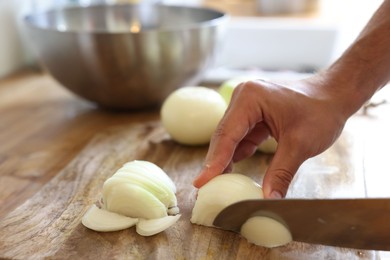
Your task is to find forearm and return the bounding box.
[319,0,390,117]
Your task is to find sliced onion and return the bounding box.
[121,160,176,193]
[104,182,167,219]
[136,214,181,236]
[82,205,138,232]
[168,206,180,216]
[240,216,292,247]
[109,169,177,208]
[83,160,180,235]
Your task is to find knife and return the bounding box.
[213,198,390,250]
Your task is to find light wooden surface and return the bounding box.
[0,70,390,259]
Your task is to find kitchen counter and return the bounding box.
[1,70,390,259]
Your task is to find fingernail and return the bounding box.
[193,165,208,187]
[270,190,282,199]
[192,176,201,187]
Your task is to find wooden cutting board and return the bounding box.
[0,121,373,259]
[1,71,390,259]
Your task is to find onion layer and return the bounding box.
[82,160,180,235]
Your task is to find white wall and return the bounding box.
[0,1,31,78]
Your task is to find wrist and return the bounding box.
[303,72,370,120]
[308,0,390,118]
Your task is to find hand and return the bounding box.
[193,76,349,198]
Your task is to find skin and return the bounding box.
[193,0,390,198]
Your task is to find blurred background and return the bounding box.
[0,0,383,81]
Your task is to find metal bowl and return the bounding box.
[24,4,227,110]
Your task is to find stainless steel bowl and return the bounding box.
[24,4,227,110]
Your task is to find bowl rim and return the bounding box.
[23,3,229,35]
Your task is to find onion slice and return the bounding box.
[82,205,138,232]
[136,214,181,236]
[240,216,292,248]
[121,160,176,193]
[104,183,167,219]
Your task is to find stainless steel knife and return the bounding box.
[213,198,390,250]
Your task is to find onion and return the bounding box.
[136,215,181,236]
[241,216,292,248]
[258,136,278,154]
[120,160,176,193]
[191,173,263,227]
[218,76,255,104]
[110,163,177,208]
[103,182,168,219]
[191,173,292,248]
[82,204,138,232]
[161,86,227,145]
[82,160,180,235]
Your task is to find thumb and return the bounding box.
[262,143,306,199]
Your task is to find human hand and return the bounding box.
[193,77,349,198]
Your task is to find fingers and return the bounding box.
[262,139,307,199]
[193,83,263,188]
[193,164,224,188]
[232,122,270,163]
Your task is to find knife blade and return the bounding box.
[213,198,390,250]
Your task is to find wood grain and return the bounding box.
[0,71,158,218]
[0,70,390,259]
[0,121,374,259]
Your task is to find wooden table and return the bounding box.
[1,70,390,259]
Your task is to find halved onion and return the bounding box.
[191,173,292,248]
[191,173,263,227]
